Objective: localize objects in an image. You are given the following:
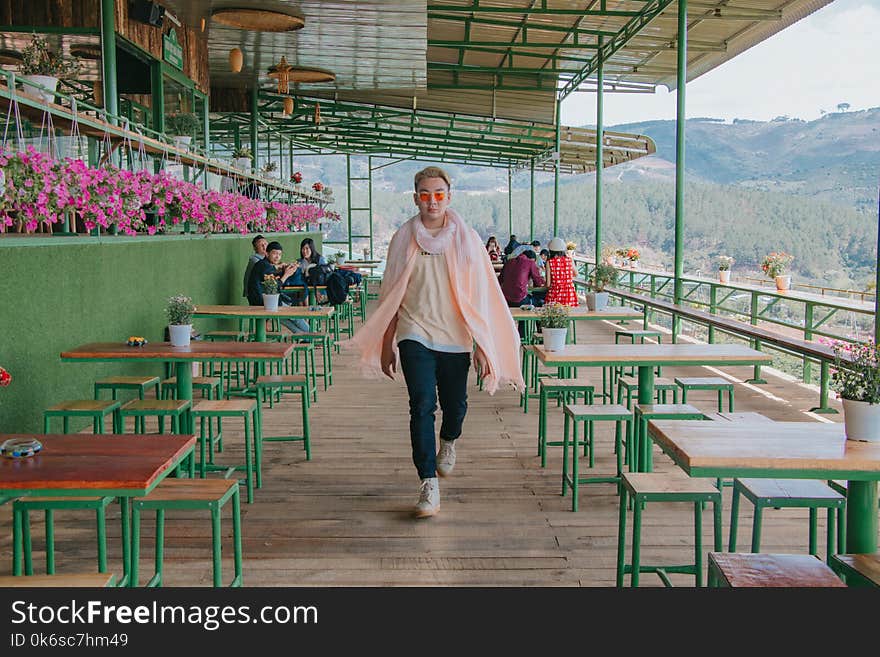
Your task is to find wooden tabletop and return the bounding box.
[194,304,334,319]
[535,343,773,366]
[61,341,295,362]
[509,306,642,321]
[0,434,195,496]
[647,420,880,479]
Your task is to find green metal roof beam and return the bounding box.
[287,130,543,157]
[429,62,570,76]
[431,39,599,50]
[558,0,678,99]
[429,12,617,38]
[430,43,595,65]
[427,4,640,17]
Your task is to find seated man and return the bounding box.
[242,234,267,299]
[247,241,309,334]
[499,248,545,338]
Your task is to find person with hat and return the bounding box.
[341,166,524,519]
[242,234,267,298]
[247,241,309,334]
[544,237,579,306]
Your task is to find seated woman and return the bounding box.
[544,237,578,307]
[485,235,502,262]
[286,237,328,305]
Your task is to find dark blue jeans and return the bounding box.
[398,340,471,479]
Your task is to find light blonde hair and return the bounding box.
[414,166,451,191]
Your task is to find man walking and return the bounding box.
[343,167,523,518]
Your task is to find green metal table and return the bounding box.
[0,433,195,585]
[510,305,643,343]
[648,420,880,554]
[193,304,334,342]
[61,342,295,428]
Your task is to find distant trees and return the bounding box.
[837,102,851,112]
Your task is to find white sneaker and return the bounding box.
[414,477,440,518]
[436,439,457,477]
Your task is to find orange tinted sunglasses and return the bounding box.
[418,191,447,202]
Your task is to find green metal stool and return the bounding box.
[160,376,221,400]
[633,403,705,472]
[829,553,880,587]
[250,374,311,460]
[119,399,192,435]
[562,403,632,511]
[537,378,595,467]
[131,479,242,587]
[192,399,261,504]
[287,342,318,404]
[94,375,161,401]
[617,472,722,587]
[616,375,679,409]
[708,552,845,588]
[43,399,123,434]
[520,345,552,413]
[728,478,844,559]
[675,376,735,412]
[294,332,333,390]
[15,496,114,576]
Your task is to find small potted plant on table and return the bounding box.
[231,147,253,171]
[831,340,880,442]
[166,294,195,347]
[585,262,619,311]
[261,161,279,179]
[537,302,570,351]
[261,274,281,311]
[761,251,794,291]
[717,255,735,284]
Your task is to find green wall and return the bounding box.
[0,231,321,433]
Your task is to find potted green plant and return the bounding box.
[261,161,279,179]
[19,34,79,104]
[165,112,200,148]
[335,249,346,266]
[166,294,195,347]
[537,302,570,351]
[717,255,735,284]
[231,147,253,171]
[830,340,880,441]
[761,251,794,291]
[261,274,281,311]
[585,262,618,311]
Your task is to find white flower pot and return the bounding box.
[630,260,639,269]
[21,75,58,103]
[232,157,251,170]
[842,399,880,442]
[585,291,609,311]
[263,293,280,312]
[775,275,791,291]
[719,270,731,284]
[169,324,192,347]
[336,256,346,266]
[542,327,568,351]
[172,135,192,149]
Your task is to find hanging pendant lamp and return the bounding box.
[283,96,294,116]
[229,47,243,73]
[314,103,321,125]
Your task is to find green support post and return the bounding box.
[368,156,374,258]
[508,167,513,237]
[744,291,766,383]
[250,89,259,173]
[529,160,535,242]
[151,62,164,175]
[595,37,604,268]
[708,284,717,343]
[809,360,838,414]
[672,0,687,343]
[803,302,814,383]
[875,185,880,344]
[846,481,879,553]
[233,125,241,151]
[100,0,118,121]
[553,97,561,235]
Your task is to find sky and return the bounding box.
[561,0,880,126]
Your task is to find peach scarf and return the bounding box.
[340,208,524,394]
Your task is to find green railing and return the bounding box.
[573,255,874,401]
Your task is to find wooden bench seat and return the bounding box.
[830,554,880,587]
[708,552,845,587]
[0,573,115,587]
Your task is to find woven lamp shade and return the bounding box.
[289,67,335,83]
[212,8,305,32]
[283,96,294,115]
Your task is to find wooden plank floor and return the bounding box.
[0,308,855,587]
